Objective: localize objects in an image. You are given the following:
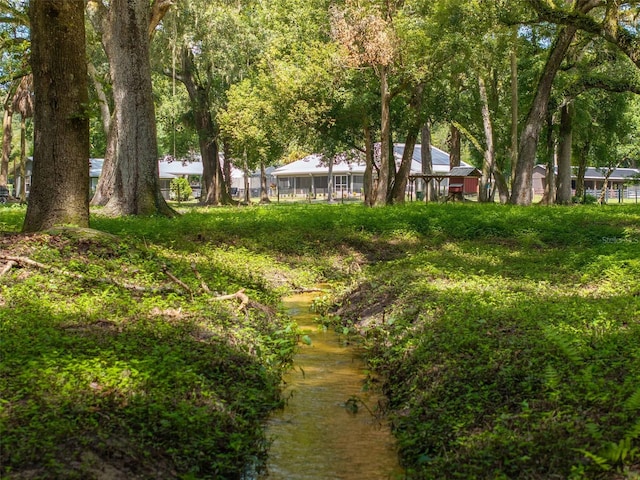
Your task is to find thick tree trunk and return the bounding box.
[448,123,461,168]
[1,105,12,189]
[494,168,510,204]
[375,65,392,206]
[478,76,496,203]
[23,0,90,232]
[421,122,436,202]
[556,102,574,205]
[260,161,270,204]
[510,26,577,205]
[100,0,172,216]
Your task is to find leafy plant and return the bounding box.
[170,177,192,202]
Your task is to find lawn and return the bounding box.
[1,202,639,479]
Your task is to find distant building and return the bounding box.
[272,144,471,197]
[532,165,640,198]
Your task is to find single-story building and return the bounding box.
[272,144,471,197]
[532,165,640,198]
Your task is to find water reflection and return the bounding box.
[262,293,404,480]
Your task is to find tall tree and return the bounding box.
[87,0,173,216]
[23,0,89,232]
[154,1,261,205]
[0,3,29,192]
[12,74,33,201]
[509,0,618,205]
[331,1,397,205]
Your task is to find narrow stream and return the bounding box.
[261,292,404,480]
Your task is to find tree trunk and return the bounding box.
[101,0,173,216]
[91,115,117,206]
[478,76,496,203]
[260,161,270,204]
[327,155,335,203]
[177,47,232,206]
[541,111,556,205]
[599,167,616,204]
[575,142,589,199]
[392,83,424,204]
[392,126,419,203]
[448,123,461,168]
[510,26,577,205]
[510,25,518,193]
[494,167,510,204]
[87,61,111,136]
[222,140,233,196]
[421,122,436,202]
[242,150,250,204]
[363,123,375,206]
[23,0,90,232]
[19,117,27,201]
[1,105,12,189]
[556,102,573,205]
[375,65,392,206]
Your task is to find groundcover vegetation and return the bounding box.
[1,202,639,479]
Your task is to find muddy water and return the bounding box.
[262,293,404,480]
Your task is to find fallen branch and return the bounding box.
[0,254,175,294]
[212,288,250,311]
[162,264,193,298]
[0,260,17,277]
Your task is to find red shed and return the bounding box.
[448,166,481,195]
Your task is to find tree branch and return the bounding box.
[149,0,174,40]
[525,0,640,68]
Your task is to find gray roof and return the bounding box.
[582,167,640,180]
[273,144,467,177]
[448,166,481,177]
[393,144,451,166]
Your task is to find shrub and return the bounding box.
[170,177,192,202]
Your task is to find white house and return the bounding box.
[272,144,469,197]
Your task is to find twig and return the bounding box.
[162,264,193,297]
[191,262,211,293]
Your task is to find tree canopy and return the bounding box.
[1,0,639,226]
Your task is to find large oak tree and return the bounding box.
[23,0,89,232]
[87,0,173,216]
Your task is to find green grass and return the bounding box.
[1,201,639,479]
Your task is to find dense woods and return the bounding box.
[0,0,638,227]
